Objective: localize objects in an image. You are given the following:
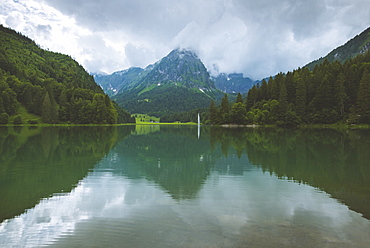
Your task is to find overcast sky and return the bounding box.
[1,0,370,79]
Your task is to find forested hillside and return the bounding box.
[306,27,370,70]
[210,51,370,126]
[0,25,134,124]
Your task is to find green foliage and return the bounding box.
[220,94,230,123]
[209,100,220,124]
[245,50,370,125]
[351,68,370,123]
[209,93,247,125]
[112,48,225,116]
[13,115,22,124]
[0,112,9,124]
[0,25,132,124]
[236,92,243,103]
[160,108,209,123]
[116,86,219,117]
[28,119,38,125]
[114,102,135,124]
[230,102,247,124]
[41,91,58,123]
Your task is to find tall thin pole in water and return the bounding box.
[198,113,200,139]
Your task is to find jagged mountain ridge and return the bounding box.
[95,49,220,96]
[94,48,258,106]
[212,73,255,93]
[138,49,217,93]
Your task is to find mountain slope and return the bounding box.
[94,67,144,97]
[136,49,217,93]
[112,49,224,116]
[0,24,134,124]
[305,27,370,70]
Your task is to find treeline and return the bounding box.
[160,108,209,123]
[210,51,370,126]
[0,25,134,124]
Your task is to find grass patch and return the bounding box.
[138,84,156,95]
[133,114,160,123]
[7,106,42,125]
[135,121,197,125]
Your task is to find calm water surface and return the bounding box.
[0,126,369,247]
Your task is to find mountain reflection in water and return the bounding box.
[0,126,369,248]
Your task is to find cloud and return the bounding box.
[1,0,370,79]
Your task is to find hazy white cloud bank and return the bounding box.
[1,0,370,79]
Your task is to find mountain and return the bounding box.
[0,24,134,124]
[212,73,255,93]
[94,67,145,97]
[305,27,370,70]
[111,48,224,116]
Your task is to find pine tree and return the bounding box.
[58,89,68,121]
[42,91,59,123]
[220,94,230,124]
[295,77,306,118]
[259,79,269,101]
[278,82,288,114]
[209,100,220,124]
[355,69,370,123]
[268,76,278,100]
[0,96,4,113]
[246,86,258,110]
[333,72,346,116]
[42,91,52,123]
[236,93,243,103]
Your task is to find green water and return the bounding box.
[0,126,369,247]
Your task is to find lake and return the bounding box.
[0,125,370,247]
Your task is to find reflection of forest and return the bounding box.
[114,126,215,200]
[0,126,130,222]
[210,127,370,220]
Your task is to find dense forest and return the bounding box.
[160,107,209,123]
[0,25,135,124]
[119,85,216,117]
[210,51,370,126]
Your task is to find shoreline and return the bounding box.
[0,123,369,129]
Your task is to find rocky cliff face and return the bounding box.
[137,48,217,93]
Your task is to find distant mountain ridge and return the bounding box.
[305,26,370,69]
[212,73,255,93]
[94,67,145,97]
[109,48,225,116]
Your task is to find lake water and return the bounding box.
[0,125,370,247]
